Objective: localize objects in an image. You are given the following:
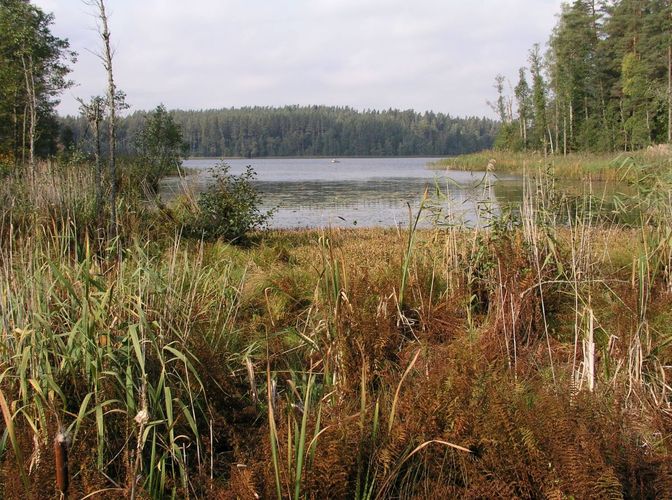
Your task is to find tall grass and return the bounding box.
[2,156,672,497]
[0,173,248,496]
[1,237,203,495]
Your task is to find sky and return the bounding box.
[33,0,564,118]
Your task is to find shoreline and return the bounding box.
[186,154,454,161]
[426,148,672,180]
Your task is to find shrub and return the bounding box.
[181,162,274,243]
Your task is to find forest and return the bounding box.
[59,106,498,158]
[493,0,672,153]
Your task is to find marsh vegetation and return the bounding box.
[1,153,672,498]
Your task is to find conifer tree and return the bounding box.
[0,0,74,164]
[493,0,672,152]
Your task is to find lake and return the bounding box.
[160,157,525,228]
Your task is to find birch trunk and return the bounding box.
[96,0,118,239]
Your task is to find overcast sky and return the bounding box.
[33,0,563,118]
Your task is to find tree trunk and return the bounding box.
[93,116,103,225]
[554,97,559,154]
[563,115,567,156]
[507,96,513,124]
[569,100,574,143]
[97,0,118,240]
[21,55,37,169]
[28,59,37,168]
[599,81,612,148]
[21,104,27,165]
[646,109,652,144]
[620,98,627,151]
[668,43,671,143]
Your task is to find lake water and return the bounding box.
[160,157,524,228]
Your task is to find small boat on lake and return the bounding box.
[331,159,340,163]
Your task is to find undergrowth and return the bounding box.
[0,157,671,498]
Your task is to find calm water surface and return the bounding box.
[160,157,524,228]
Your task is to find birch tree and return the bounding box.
[87,0,120,237]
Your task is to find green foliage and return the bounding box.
[494,0,672,153]
[494,122,523,151]
[61,105,499,158]
[135,104,187,190]
[180,163,275,243]
[514,67,532,150]
[529,44,548,152]
[0,0,75,159]
[621,52,654,148]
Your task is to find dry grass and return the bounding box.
[1,161,672,498]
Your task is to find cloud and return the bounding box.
[34,0,563,117]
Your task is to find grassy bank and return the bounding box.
[429,146,672,180]
[1,162,672,498]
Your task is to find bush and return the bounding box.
[180,162,274,243]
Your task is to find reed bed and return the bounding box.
[1,159,672,498]
[428,147,672,181]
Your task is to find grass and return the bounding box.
[429,147,672,181]
[1,159,672,497]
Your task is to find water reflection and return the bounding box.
[159,157,525,228]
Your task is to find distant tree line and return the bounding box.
[492,0,672,153]
[60,106,498,158]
